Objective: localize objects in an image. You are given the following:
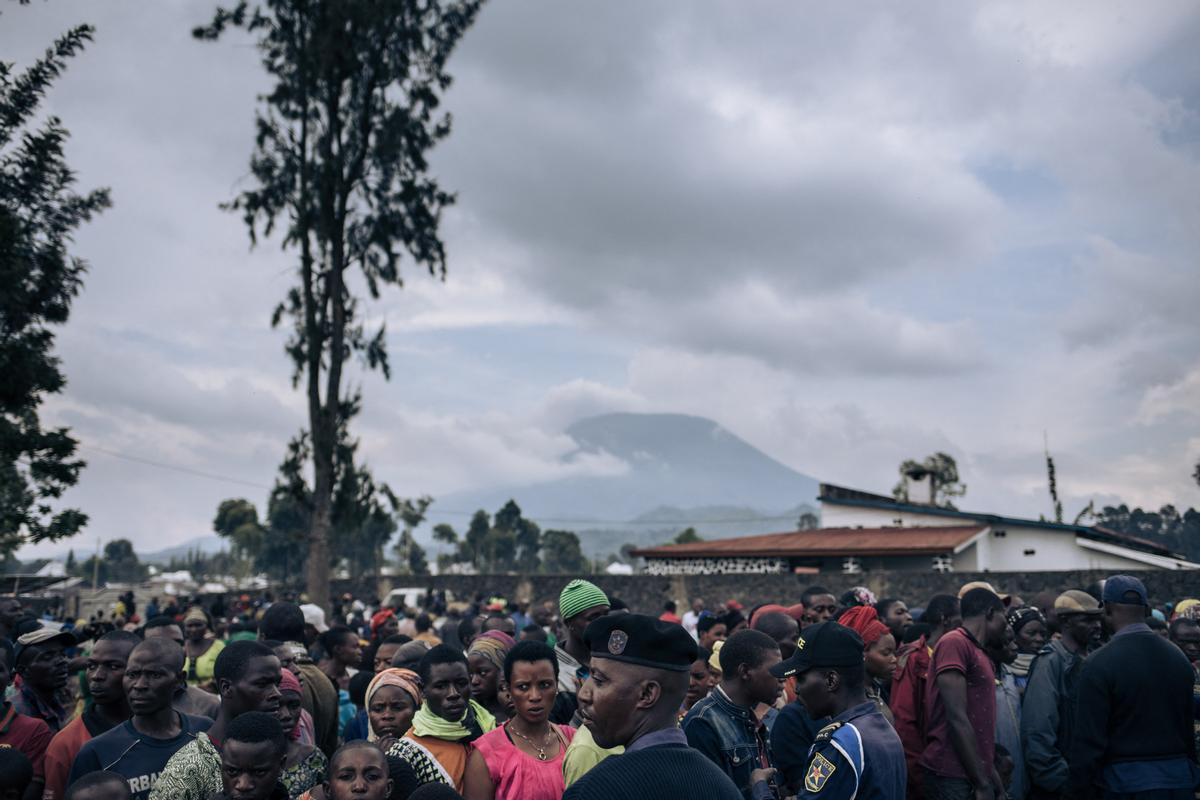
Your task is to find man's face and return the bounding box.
[1172,623,1200,663]
[373,644,401,674]
[272,645,301,677]
[424,662,470,721]
[333,633,363,667]
[883,602,913,638]
[87,640,134,706]
[795,668,836,719]
[22,642,69,692]
[221,739,284,800]
[770,618,800,661]
[1063,614,1102,649]
[578,658,650,749]
[686,657,711,707]
[744,649,784,707]
[0,599,22,630]
[692,599,705,614]
[806,595,838,626]
[567,605,610,642]
[325,747,392,800]
[124,648,181,716]
[983,609,1008,648]
[698,623,727,651]
[145,624,185,648]
[222,655,282,716]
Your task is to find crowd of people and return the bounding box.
[0,572,1197,800]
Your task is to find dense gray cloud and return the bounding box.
[3,1,1199,556]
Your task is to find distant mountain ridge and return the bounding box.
[432,412,820,557]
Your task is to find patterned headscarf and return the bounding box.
[1006,605,1046,635]
[838,605,890,647]
[366,668,424,743]
[1173,599,1200,621]
[467,631,515,673]
[183,607,208,627]
[840,586,878,609]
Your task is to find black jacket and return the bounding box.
[1067,624,1197,795]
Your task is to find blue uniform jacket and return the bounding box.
[798,701,906,800]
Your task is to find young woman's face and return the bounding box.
[507,659,557,725]
[276,691,303,736]
[367,684,416,740]
[467,653,500,703]
[864,633,897,681]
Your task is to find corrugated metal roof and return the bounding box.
[631,526,984,559]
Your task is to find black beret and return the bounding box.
[583,613,698,672]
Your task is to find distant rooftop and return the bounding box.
[817,482,1180,559]
[632,525,984,559]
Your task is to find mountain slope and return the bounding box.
[433,413,819,554]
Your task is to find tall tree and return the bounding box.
[194,0,483,610]
[540,529,586,574]
[0,9,110,557]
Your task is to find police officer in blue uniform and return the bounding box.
[770,621,906,799]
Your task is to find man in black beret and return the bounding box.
[564,614,743,800]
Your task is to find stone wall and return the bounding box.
[351,568,1200,613]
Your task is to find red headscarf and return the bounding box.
[838,605,890,647]
[370,608,396,636]
[749,604,789,628]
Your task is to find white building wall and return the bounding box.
[977,525,1163,572]
[820,503,961,530]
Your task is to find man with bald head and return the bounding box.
[564,614,743,800]
[68,638,212,800]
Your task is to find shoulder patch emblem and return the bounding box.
[813,721,843,743]
[805,752,837,792]
[607,629,628,655]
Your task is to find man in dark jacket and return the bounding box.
[683,630,784,799]
[564,614,744,800]
[1068,576,1198,800]
[1021,590,1101,799]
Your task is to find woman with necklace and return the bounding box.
[462,641,575,800]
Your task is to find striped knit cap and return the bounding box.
[558,579,609,621]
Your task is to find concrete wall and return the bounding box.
[356,568,1200,615]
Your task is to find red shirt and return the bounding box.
[0,702,53,780]
[891,637,933,795]
[919,628,996,780]
[42,712,99,800]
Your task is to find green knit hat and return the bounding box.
[559,579,610,621]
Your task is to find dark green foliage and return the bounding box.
[435,501,557,574]
[892,452,966,508]
[193,0,482,608]
[0,11,110,556]
[540,529,587,574]
[215,400,429,581]
[673,527,702,544]
[1095,504,1200,562]
[76,538,146,585]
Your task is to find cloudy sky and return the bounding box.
[5,1,1199,558]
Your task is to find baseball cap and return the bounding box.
[1102,575,1149,606]
[14,628,76,666]
[1054,590,1101,616]
[770,621,864,679]
[300,603,329,633]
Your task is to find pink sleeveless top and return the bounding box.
[473,722,576,800]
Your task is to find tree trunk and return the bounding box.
[307,426,334,612]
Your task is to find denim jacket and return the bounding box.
[682,687,776,800]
